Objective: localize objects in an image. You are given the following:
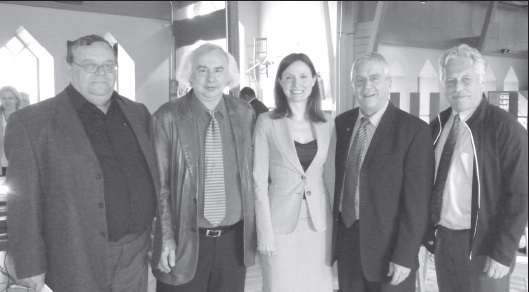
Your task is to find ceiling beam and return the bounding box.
[477,1,498,52]
[367,1,387,53]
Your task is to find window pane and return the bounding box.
[5,37,24,56]
[13,48,38,104]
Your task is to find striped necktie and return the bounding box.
[430,114,460,225]
[204,109,226,226]
[341,117,369,228]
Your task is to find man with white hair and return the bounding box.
[332,52,434,292]
[425,44,528,292]
[150,43,256,292]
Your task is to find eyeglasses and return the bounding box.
[72,62,118,73]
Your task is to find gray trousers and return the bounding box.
[435,225,515,292]
[106,229,150,292]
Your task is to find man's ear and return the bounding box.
[112,43,119,58]
[66,40,73,53]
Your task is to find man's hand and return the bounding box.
[257,243,277,256]
[17,273,45,292]
[158,249,176,273]
[387,262,411,286]
[484,256,509,279]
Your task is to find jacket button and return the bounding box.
[191,227,197,232]
[98,203,104,208]
[100,232,106,238]
[306,191,311,196]
[193,198,197,204]
[301,176,306,180]
[96,174,103,180]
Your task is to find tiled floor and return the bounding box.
[244,248,528,292]
[1,248,527,292]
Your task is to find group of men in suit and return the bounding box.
[4,33,527,292]
[332,45,527,292]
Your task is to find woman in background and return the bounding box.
[0,86,22,176]
[253,53,335,292]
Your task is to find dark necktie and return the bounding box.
[204,109,226,226]
[430,114,461,225]
[342,117,369,228]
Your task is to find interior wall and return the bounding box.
[0,3,171,113]
[379,44,528,114]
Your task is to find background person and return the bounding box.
[253,53,335,292]
[239,86,269,117]
[19,92,30,108]
[0,86,21,176]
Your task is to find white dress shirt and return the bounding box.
[436,109,475,230]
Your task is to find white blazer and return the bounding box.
[253,112,335,246]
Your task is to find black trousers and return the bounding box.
[434,225,515,292]
[336,219,416,292]
[157,221,246,292]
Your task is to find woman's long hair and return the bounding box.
[271,53,326,123]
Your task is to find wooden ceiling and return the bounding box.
[1,1,527,58]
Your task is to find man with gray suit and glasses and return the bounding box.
[6,34,159,292]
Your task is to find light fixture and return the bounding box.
[501,49,510,54]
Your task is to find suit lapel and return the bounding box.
[272,118,305,174]
[363,102,397,166]
[225,96,246,175]
[53,91,101,171]
[175,93,199,182]
[305,121,329,175]
[116,97,159,189]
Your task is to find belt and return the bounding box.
[199,221,242,237]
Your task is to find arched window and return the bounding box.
[104,33,136,101]
[0,26,54,105]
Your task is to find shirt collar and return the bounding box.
[190,91,226,119]
[451,107,476,123]
[67,83,118,112]
[359,98,389,128]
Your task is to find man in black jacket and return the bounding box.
[239,87,269,117]
[425,44,528,292]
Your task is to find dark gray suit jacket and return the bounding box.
[5,87,160,292]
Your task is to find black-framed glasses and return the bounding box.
[72,61,118,73]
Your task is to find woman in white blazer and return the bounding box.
[253,53,335,292]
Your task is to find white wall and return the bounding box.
[259,1,334,110]
[0,3,171,113]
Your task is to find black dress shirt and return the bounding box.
[68,85,156,242]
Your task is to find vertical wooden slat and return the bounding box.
[410,92,420,118]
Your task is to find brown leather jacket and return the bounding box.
[150,91,256,286]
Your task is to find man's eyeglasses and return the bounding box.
[72,62,118,73]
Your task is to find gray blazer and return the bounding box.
[5,88,159,292]
[253,112,335,248]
